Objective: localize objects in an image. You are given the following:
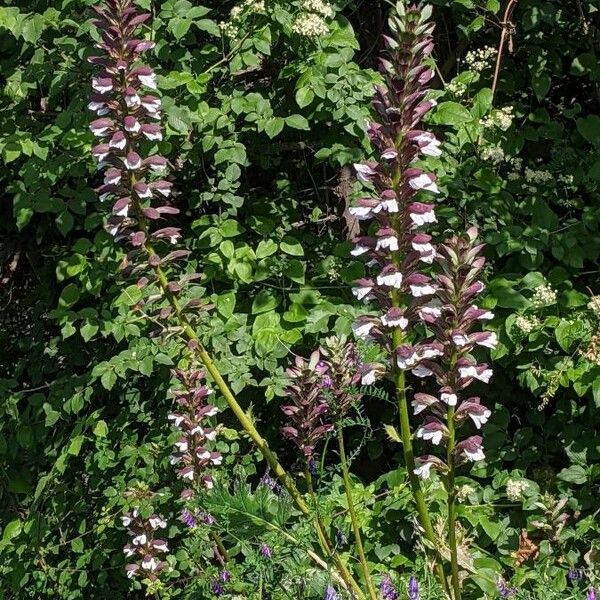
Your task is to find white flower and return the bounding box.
[381,313,408,329]
[377,270,403,288]
[412,365,433,378]
[361,368,377,385]
[351,243,370,256]
[410,283,436,297]
[375,235,399,252]
[292,12,329,37]
[414,461,433,479]
[506,479,529,501]
[352,320,375,339]
[379,198,399,212]
[464,446,485,461]
[440,391,457,406]
[468,407,491,429]
[148,516,167,529]
[531,284,557,308]
[464,45,497,71]
[348,205,373,219]
[452,332,470,346]
[352,285,373,301]
[416,425,444,445]
[409,173,439,193]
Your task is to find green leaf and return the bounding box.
[295,87,314,108]
[433,101,473,127]
[256,239,277,258]
[557,465,587,484]
[58,283,80,308]
[532,71,551,100]
[93,420,108,438]
[577,115,600,146]
[264,117,285,139]
[2,520,21,542]
[285,114,310,130]
[80,322,98,342]
[216,291,236,318]
[280,236,304,256]
[488,279,528,309]
[67,435,85,456]
[283,260,305,284]
[100,369,117,391]
[252,290,279,314]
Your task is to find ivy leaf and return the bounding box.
[280,236,304,256]
[284,260,306,283]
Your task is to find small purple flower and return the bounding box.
[210,579,224,596]
[568,568,584,583]
[380,574,399,600]
[220,570,231,583]
[180,508,197,528]
[335,529,347,547]
[201,512,216,525]
[497,578,517,599]
[259,542,272,559]
[260,472,282,495]
[408,575,419,600]
[324,585,339,600]
[308,457,318,476]
[588,588,597,600]
[321,374,334,389]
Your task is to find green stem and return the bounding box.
[112,29,360,599]
[336,426,378,600]
[392,327,449,595]
[446,405,461,600]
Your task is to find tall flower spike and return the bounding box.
[348,3,449,590]
[412,227,495,477]
[319,336,363,419]
[121,510,168,581]
[410,227,495,600]
[89,0,208,328]
[168,369,222,498]
[280,350,334,458]
[350,4,440,362]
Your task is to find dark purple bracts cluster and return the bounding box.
[412,228,496,478]
[280,350,335,458]
[168,369,222,498]
[349,4,441,384]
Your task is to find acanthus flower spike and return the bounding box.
[347,3,447,589]
[168,369,222,498]
[411,228,495,600]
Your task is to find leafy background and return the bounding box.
[1,0,599,597]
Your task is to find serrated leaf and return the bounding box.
[384,424,401,443]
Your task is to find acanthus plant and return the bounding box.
[411,228,496,599]
[88,0,363,594]
[348,0,448,589]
